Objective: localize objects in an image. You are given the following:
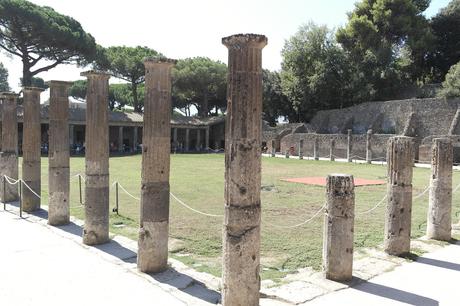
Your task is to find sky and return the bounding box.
[0,0,452,92]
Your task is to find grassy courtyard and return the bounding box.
[27,154,460,281]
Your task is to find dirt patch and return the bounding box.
[281,177,385,187]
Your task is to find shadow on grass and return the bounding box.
[4,203,221,305]
[351,277,439,306]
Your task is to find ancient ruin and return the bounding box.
[222,33,267,306]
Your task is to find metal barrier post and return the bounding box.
[19,180,22,218]
[114,182,119,215]
[2,176,5,210]
[78,175,82,205]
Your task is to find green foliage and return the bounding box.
[172,57,227,117]
[281,22,355,122]
[95,46,162,112]
[0,0,97,86]
[0,62,8,91]
[426,0,460,82]
[19,76,48,89]
[262,69,292,125]
[336,0,433,100]
[439,61,460,98]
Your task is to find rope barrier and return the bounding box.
[263,203,326,229]
[356,195,387,215]
[20,180,41,199]
[117,182,141,201]
[3,175,20,185]
[170,192,223,218]
[413,186,430,200]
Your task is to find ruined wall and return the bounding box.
[280,133,393,160]
[310,98,460,138]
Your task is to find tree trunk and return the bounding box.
[22,58,32,87]
[131,82,140,112]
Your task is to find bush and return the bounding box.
[439,62,460,98]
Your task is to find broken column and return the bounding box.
[329,138,335,161]
[138,58,176,273]
[22,87,44,212]
[347,129,352,162]
[366,129,372,164]
[299,139,304,159]
[0,92,19,202]
[81,71,111,245]
[314,136,319,160]
[222,33,267,306]
[323,174,355,281]
[47,81,72,225]
[384,136,414,255]
[427,138,453,241]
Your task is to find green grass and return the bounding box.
[25,154,460,281]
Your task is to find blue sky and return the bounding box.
[0,0,452,91]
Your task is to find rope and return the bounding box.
[413,186,430,200]
[3,175,20,185]
[117,182,141,201]
[453,182,460,193]
[20,180,41,199]
[263,203,326,229]
[356,195,387,215]
[170,192,223,218]
[72,174,85,182]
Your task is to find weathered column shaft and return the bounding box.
[347,129,352,162]
[384,136,414,255]
[118,126,123,152]
[299,139,304,159]
[185,128,190,151]
[69,124,75,147]
[138,58,176,273]
[47,81,72,225]
[271,139,275,157]
[0,93,19,202]
[81,71,111,245]
[205,127,210,149]
[329,138,335,161]
[22,87,43,212]
[133,126,138,151]
[427,138,453,241]
[314,136,319,160]
[173,127,177,144]
[222,34,267,306]
[366,129,372,164]
[323,174,355,281]
[196,129,201,150]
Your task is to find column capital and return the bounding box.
[222,33,267,49]
[0,92,19,98]
[46,80,74,88]
[144,57,177,68]
[80,70,111,79]
[22,87,45,93]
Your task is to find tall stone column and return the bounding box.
[22,87,44,212]
[222,33,267,306]
[138,58,176,273]
[205,127,210,149]
[173,128,178,145]
[384,136,414,255]
[299,139,304,159]
[0,92,19,202]
[133,126,138,151]
[196,129,201,151]
[323,174,355,281]
[185,128,190,151]
[329,138,335,161]
[347,129,352,162]
[314,136,319,160]
[366,129,372,164]
[69,124,75,147]
[427,138,453,241]
[81,71,111,246]
[118,126,124,153]
[47,81,72,225]
[271,139,275,157]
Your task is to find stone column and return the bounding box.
[196,128,201,151]
[314,136,319,160]
[347,129,352,162]
[366,129,372,164]
[185,128,190,151]
[133,126,138,151]
[323,174,355,281]
[427,138,453,241]
[271,139,275,157]
[118,126,124,153]
[69,124,75,147]
[47,81,72,225]
[329,138,335,162]
[205,127,210,149]
[22,87,44,212]
[173,127,178,145]
[81,71,111,246]
[222,33,267,306]
[299,139,304,159]
[0,92,19,202]
[138,58,176,273]
[384,136,414,255]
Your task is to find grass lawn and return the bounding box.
[27,154,460,281]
